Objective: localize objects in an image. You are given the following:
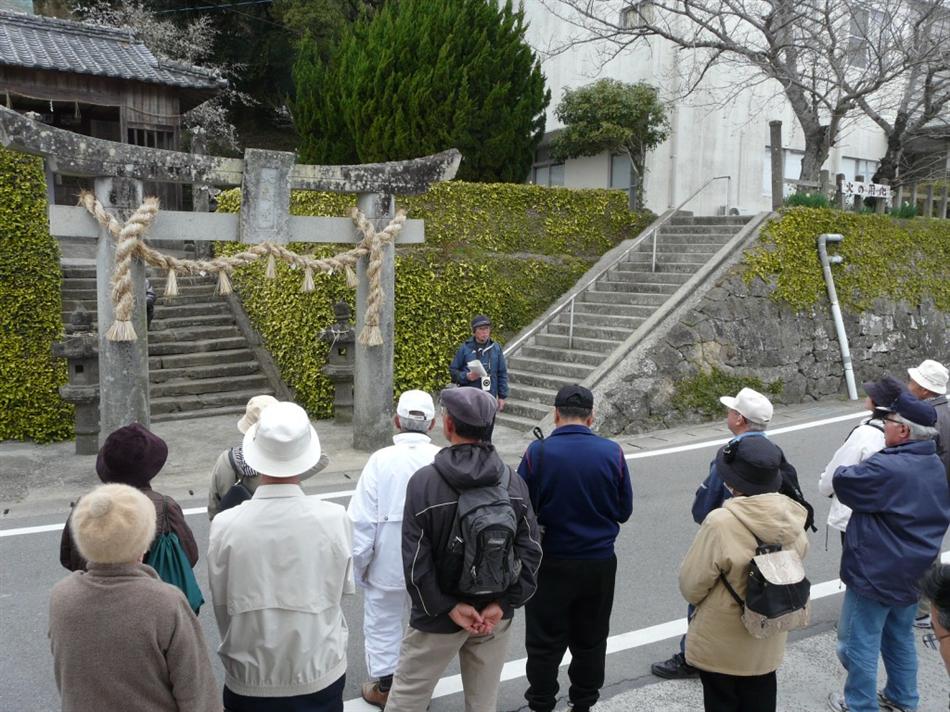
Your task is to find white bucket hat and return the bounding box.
[719,387,773,425]
[908,359,948,395]
[242,402,322,478]
[238,394,279,434]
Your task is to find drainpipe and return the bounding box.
[817,233,858,400]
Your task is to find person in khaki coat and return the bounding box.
[679,436,809,712]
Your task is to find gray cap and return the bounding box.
[440,387,497,427]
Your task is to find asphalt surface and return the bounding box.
[2,403,948,711]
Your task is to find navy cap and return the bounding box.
[862,376,904,409]
[440,387,497,428]
[554,384,594,409]
[715,436,783,496]
[471,315,492,330]
[883,392,938,427]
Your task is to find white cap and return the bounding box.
[237,394,279,434]
[908,359,948,395]
[719,387,773,425]
[396,390,435,421]
[242,402,322,478]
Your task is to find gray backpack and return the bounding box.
[440,466,521,596]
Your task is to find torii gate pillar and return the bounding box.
[354,193,396,451]
[95,176,150,440]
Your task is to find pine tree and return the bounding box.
[293,0,549,181]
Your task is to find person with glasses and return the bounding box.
[827,392,950,712]
[919,563,950,676]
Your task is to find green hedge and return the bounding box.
[744,207,950,312]
[218,181,652,416]
[0,147,72,442]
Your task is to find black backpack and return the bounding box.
[218,449,253,513]
[437,466,521,597]
[777,458,816,532]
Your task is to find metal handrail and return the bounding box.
[503,175,731,356]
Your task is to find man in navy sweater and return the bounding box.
[517,385,633,712]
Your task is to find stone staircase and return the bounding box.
[496,215,753,431]
[60,265,275,422]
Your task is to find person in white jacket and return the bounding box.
[347,389,442,709]
[817,377,900,538]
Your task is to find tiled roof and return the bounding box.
[0,10,226,91]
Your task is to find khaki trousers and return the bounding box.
[384,619,513,712]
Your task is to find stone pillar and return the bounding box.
[924,184,934,218]
[875,179,889,214]
[769,121,784,210]
[939,185,949,219]
[911,183,919,214]
[95,176,149,441]
[191,129,212,259]
[835,173,847,210]
[854,175,865,212]
[353,192,395,451]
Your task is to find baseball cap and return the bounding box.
[440,387,497,428]
[719,387,773,425]
[471,315,492,330]
[883,391,938,427]
[554,384,594,409]
[716,436,783,496]
[908,359,948,395]
[396,390,435,421]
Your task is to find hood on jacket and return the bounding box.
[722,493,807,546]
[433,443,506,490]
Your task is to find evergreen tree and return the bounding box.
[294,0,549,181]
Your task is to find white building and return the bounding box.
[522,1,889,215]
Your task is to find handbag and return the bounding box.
[145,497,205,614]
[218,448,253,513]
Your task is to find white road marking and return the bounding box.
[341,550,949,709]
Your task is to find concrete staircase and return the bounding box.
[496,215,753,431]
[60,265,275,422]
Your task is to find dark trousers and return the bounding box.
[524,556,617,712]
[224,675,345,712]
[698,670,776,712]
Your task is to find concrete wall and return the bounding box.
[592,264,950,436]
[523,1,889,216]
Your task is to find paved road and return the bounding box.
[2,410,947,711]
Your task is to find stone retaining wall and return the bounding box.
[595,265,949,436]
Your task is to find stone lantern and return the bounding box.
[51,304,100,455]
[319,301,356,423]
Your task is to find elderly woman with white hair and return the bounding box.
[49,483,220,712]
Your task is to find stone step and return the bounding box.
[570,301,656,318]
[148,325,242,344]
[501,395,550,419]
[624,252,714,265]
[535,333,618,353]
[149,348,255,370]
[152,404,249,423]
[546,323,631,342]
[555,311,645,329]
[494,410,543,431]
[589,280,679,295]
[149,302,232,319]
[606,268,691,284]
[635,243,723,255]
[151,373,270,398]
[519,344,605,365]
[61,266,97,279]
[62,276,214,290]
[506,355,594,380]
[508,382,559,406]
[507,369,578,392]
[657,225,739,236]
[653,232,735,243]
[669,216,751,226]
[150,360,262,383]
[148,336,248,356]
[62,284,218,300]
[151,388,275,415]
[150,313,236,331]
[579,290,668,306]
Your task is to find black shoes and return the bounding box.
[651,652,700,679]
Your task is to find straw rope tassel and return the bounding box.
[301,265,315,293]
[164,268,178,297]
[216,269,232,296]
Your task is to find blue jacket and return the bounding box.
[517,424,633,559]
[834,439,950,607]
[449,338,509,399]
[691,431,767,524]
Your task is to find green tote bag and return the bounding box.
[145,497,205,614]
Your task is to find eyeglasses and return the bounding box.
[923,630,950,650]
[882,417,905,427]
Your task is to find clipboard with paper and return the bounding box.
[466,360,488,377]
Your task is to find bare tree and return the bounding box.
[541,0,949,182]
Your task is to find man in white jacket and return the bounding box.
[818,377,899,539]
[347,390,441,709]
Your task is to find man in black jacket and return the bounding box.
[386,387,542,712]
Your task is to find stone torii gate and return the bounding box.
[0,105,460,451]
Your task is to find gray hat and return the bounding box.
[440,387,497,428]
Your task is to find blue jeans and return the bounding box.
[836,589,918,712]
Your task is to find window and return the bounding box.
[621,1,654,28]
[549,163,565,187]
[610,153,632,189]
[532,162,564,187]
[761,147,806,195]
[840,157,879,182]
